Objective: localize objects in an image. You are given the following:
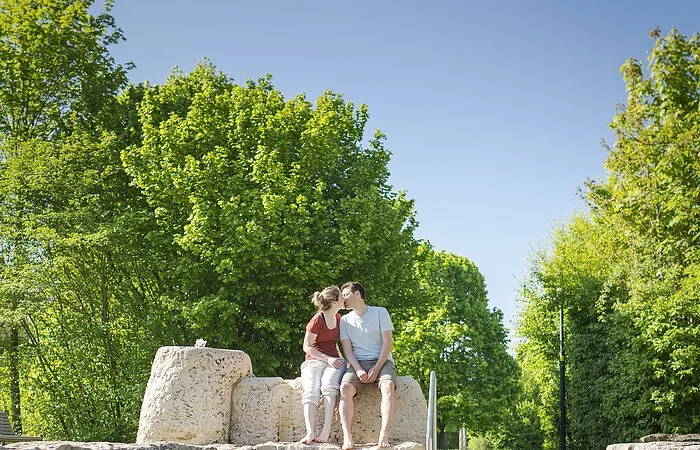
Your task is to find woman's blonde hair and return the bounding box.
[312,285,341,311]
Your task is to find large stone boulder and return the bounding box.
[229,376,427,445]
[136,346,252,444]
[339,377,427,445]
[137,347,426,447]
[607,434,700,450]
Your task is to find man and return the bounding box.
[339,282,396,450]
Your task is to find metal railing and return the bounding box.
[426,371,437,450]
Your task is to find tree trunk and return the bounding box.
[8,324,22,434]
[100,248,122,419]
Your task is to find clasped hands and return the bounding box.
[355,365,380,383]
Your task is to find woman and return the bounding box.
[300,285,346,444]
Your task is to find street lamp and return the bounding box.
[559,300,566,450]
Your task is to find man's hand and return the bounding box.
[356,368,371,383]
[366,364,381,383]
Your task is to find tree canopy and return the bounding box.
[394,244,518,436]
[120,62,420,377]
[517,29,700,450]
[0,2,518,442]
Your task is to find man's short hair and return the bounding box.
[341,281,365,300]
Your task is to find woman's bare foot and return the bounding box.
[342,440,354,450]
[300,434,314,444]
[378,433,391,448]
[314,425,330,443]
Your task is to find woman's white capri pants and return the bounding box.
[300,359,346,406]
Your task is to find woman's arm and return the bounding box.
[304,331,344,368]
[303,330,328,361]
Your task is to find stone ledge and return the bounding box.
[607,444,700,450]
[1,441,424,450]
[640,435,700,443]
[607,434,700,450]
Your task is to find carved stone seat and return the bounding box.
[136,346,427,447]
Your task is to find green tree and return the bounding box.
[0,0,128,140]
[394,244,519,437]
[0,0,129,434]
[586,28,700,433]
[122,62,419,377]
[517,215,633,449]
[517,29,700,450]
[1,124,183,441]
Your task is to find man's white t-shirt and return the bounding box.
[340,306,394,362]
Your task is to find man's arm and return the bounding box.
[367,330,392,382]
[341,338,370,383]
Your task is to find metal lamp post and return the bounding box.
[559,302,566,450]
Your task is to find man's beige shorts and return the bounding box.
[342,359,397,391]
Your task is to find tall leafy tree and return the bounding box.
[517,215,634,449]
[586,27,700,433]
[517,29,700,450]
[0,0,129,434]
[394,244,518,437]
[122,62,419,377]
[2,119,183,441]
[0,0,128,140]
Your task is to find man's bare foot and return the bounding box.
[300,434,314,444]
[378,433,391,448]
[342,440,354,450]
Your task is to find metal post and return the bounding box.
[458,426,466,450]
[426,371,437,450]
[559,305,566,450]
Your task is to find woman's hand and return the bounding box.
[326,356,345,368]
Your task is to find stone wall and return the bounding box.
[136,347,427,446]
[4,442,424,450]
[607,434,700,450]
[607,444,700,450]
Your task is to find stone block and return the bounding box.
[230,375,426,446]
[137,347,426,446]
[229,377,291,444]
[137,346,252,445]
[339,377,427,445]
[279,376,426,445]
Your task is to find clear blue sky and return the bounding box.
[104,1,700,339]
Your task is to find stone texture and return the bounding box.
[340,377,427,445]
[229,377,292,444]
[229,375,426,446]
[275,379,306,443]
[137,347,252,445]
[133,347,425,447]
[2,442,423,450]
[640,435,700,443]
[607,434,700,449]
[607,445,700,450]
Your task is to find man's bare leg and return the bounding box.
[315,395,336,442]
[301,402,316,444]
[339,382,357,450]
[377,380,396,448]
